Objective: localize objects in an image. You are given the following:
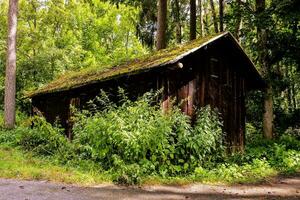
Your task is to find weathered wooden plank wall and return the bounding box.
[155,47,246,151]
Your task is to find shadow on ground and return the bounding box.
[0,175,299,200]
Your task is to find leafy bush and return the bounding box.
[73,92,174,170]
[0,128,22,147]
[72,91,225,177]
[18,116,70,157]
[0,90,226,183]
[0,111,31,147]
[226,130,300,174]
[188,107,225,167]
[111,157,142,185]
[284,127,300,141]
[194,158,275,183]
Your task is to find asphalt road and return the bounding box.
[0,175,299,200]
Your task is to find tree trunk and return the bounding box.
[291,83,297,110]
[256,0,273,139]
[263,86,273,139]
[203,0,209,35]
[234,0,242,40]
[219,0,224,32]
[190,0,197,40]
[285,66,292,112]
[174,0,182,43]
[198,0,203,37]
[291,21,298,110]
[156,0,167,50]
[209,0,219,33]
[4,0,18,129]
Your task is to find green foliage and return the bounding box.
[0,91,227,184]
[0,107,299,185]
[0,0,299,186]
[72,91,225,181]
[0,145,111,185]
[0,0,147,108]
[188,107,225,166]
[226,0,300,136]
[194,159,275,184]
[18,116,70,157]
[111,161,142,185]
[227,128,300,174]
[192,132,300,184]
[0,111,30,146]
[0,128,21,147]
[73,92,175,171]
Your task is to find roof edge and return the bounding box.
[225,32,267,89]
[164,32,230,66]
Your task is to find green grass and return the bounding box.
[0,145,111,186]
[141,162,278,185]
[1,144,297,186]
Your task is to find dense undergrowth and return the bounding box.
[0,92,299,185]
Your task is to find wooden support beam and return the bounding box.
[162,76,170,113]
[67,98,80,140]
[187,79,196,116]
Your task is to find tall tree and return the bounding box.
[198,0,203,38]
[203,0,209,35]
[190,0,197,40]
[234,0,242,40]
[209,0,219,33]
[4,0,18,129]
[219,0,224,32]
[256,0,273,139]
[174,0,182,43]
[156,0,167,50]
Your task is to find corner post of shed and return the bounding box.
[67,97,80,140]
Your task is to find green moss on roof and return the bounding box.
[27,32,226,97]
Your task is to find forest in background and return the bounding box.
[0,0,299,185]
[0,0,299,136]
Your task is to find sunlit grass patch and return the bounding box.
[0,145,111,186]
[0,144,299,186]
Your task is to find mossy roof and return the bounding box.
[27,32,264,98]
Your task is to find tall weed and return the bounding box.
[72,91,225,182]
[18,116,70,157]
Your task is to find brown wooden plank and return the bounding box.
[232,71,238,151]
[228,66,233,149]
[218,60,222,109]
[187,79,196,116]
[162,76,170,113]
[178,83,188,114]
[200,72,205,107]
[236,76,242,151]
[67,97,80,140]
[194,74,200,107]
[240,78,246,150]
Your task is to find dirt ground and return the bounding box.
[0,175,299,200]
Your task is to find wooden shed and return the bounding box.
[28,32,265,151]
